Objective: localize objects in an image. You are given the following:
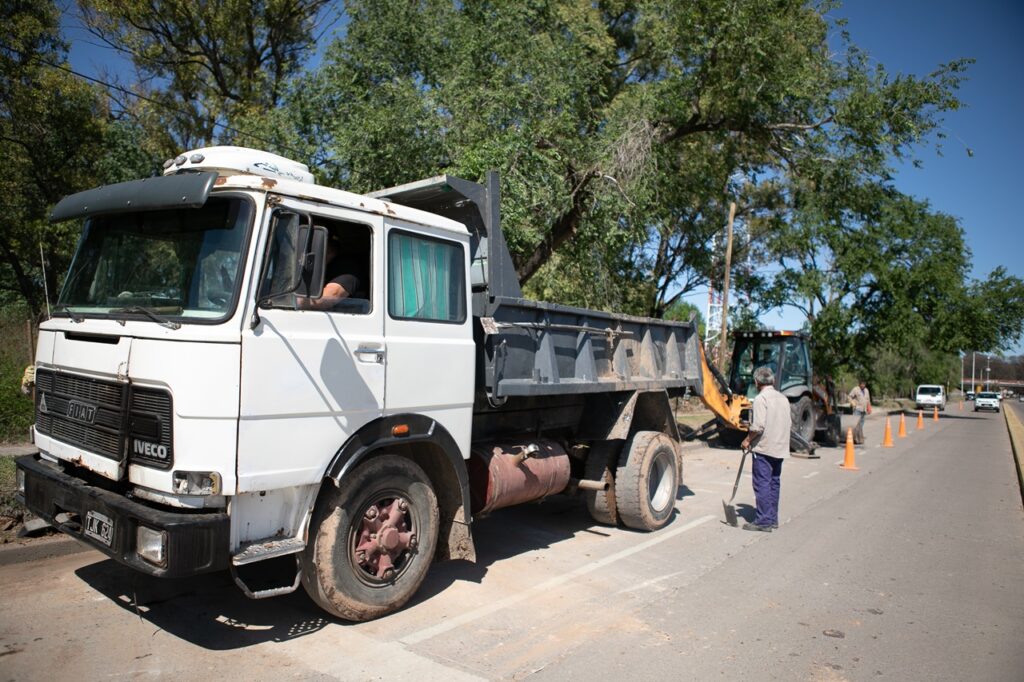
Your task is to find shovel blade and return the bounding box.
[722,499,739,527]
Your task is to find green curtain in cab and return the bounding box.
[388,232,460,321]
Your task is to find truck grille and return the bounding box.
[35,369,127,461]
[34,370,174,468]
[128,386,174,469]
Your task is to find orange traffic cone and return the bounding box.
[959,400,963,411]
[898,412,907,438]
[841,428,859,470]
[933,406,939,421]
[916,410,924,430]
[882,417,894,447]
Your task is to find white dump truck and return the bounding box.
[17,147,711,621]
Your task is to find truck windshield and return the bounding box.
[917,386,941,396]
[57,196,253,322]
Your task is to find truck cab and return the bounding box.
[20,147,475,596]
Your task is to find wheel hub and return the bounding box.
[353,497,415,581]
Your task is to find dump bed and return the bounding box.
[369,173,706,402]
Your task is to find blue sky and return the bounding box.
[60,2,1023,351]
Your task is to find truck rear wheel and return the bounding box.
[584,441,621,525]
[614,431,678,531]
[301,455,439,622]
[791,396,815,444]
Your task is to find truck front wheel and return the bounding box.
[615,431,678,531]
[301,455,439,621]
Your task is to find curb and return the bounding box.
[1002,408,1024,510]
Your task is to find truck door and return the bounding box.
[237,200,385,492]
[382,221,475,460]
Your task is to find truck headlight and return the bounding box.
[16,467,25,493]
[136,526,167,567]
[172,471,221,496]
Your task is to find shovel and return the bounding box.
[722,447,750,527]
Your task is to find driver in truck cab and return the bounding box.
[302,232,364,310]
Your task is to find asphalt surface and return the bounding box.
[1,408,1022,681]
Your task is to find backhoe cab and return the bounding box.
[719,330,842,453]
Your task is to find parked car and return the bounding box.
[974,392,1000,412]
[915,384,946,411]
[966,391,976,401]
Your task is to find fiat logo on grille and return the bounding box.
[67,400,97,425]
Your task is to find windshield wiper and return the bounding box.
[51,304,84,323]
[111,305,182,330]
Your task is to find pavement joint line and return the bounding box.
[398,514,716,646]
[803,471,820,479]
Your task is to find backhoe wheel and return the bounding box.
[791,396,815,444]
[301,455,438,622]
[615,431,678,531]
[822,414,843,447]
[584,441,622,525]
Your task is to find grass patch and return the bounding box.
[0,305,35,444]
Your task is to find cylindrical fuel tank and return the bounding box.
[468,439,571,516]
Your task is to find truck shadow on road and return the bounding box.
[73,488,699,650]
[75,559,331,650]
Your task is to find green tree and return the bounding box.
[78,0,333,152]
[256,0,968,322]
[0,0,110,316]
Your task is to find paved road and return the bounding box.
[1,409,1022,681]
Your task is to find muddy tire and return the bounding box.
[301,455,439,622]
[614,431,678,531]
[791,396,815,444]
[584,441,621,525]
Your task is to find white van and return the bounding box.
[915,384,946,411]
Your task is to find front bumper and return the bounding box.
[16,454,229,578]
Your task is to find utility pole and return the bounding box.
[972,351,976,393]
[717,202,736,374]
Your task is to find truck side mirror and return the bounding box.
[257,211,326,307]
[295,224,327,299]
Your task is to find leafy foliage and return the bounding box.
[0,0,1021,400]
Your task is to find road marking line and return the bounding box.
[615,569,686,595]
[399,514,716,645]
[803,471,820,479]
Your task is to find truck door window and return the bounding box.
[387,231,466,323]
[259,214,372,314]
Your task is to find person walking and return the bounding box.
[848,380,872,444]
[740,366,791,532]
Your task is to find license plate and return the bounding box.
[84,510,114,547]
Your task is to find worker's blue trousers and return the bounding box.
[752,453,784,527]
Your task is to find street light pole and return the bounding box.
[972,351,976,393]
